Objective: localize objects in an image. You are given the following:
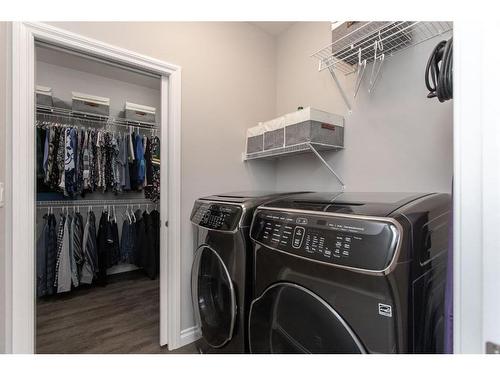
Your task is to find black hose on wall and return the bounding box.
[425,37,453,102]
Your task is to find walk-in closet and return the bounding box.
[34,42,164,353]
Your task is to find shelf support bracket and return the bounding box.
[327,66,352,113]
[307,143,345,192]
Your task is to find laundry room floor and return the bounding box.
[36,271,198,354]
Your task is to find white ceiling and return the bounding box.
[250,22,295,36]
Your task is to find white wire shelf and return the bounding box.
[244,141,345,191]
[312,21,453,75]
[36,105,159,130]
[36,198,156,208]
[310,21,452,112]
[244,142,343,161]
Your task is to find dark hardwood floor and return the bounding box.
[36,271,198,354]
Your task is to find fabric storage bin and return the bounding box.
[263,116,285,151]
[246,123,265,154]
[72,92,110,116]
[125,102,156,123]
[36,85,53,107]
[284,107,344,148]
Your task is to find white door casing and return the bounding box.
[7,22,182,353]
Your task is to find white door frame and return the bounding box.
[7,22,182,353]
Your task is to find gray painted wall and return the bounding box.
[274,22,453,194]
[47,22,278,331]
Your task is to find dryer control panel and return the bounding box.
[191,201,243,232]
[250,209,401,272]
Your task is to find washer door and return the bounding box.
[191,245,237,348]
[249,282,366,353]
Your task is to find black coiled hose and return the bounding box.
[425,37,453,102]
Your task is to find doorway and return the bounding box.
[8,22,182,353]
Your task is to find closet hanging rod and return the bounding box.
[36,106,160,131]
[36,198,156,208]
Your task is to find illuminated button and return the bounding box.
[296,217,308,225]
[324,250,332,258]
[342,250,349,256]
[345,237,352,242]
[344,243,350,249]
[292,226,305,249]
[335,242,342,248]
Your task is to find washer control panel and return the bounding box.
[251,209,400,271]
[190,201,242,231]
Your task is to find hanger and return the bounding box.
[125,204,131,223]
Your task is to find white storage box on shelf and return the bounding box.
[246,123,265,154]
[36,85,53,107]
[72,91,110,116]
[263,116,286,151]
[125,101,156,123]
[284,107,344,148]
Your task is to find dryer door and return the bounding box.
[249,282,366,353]
[191,245,237,348]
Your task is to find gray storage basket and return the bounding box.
[285,121,344,148]
[72,93,110,116]
[246,134,264,154]
[264,128,285,151]
[125,108,156,123]
[36,92,53,107]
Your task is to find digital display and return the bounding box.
[190,201,242,231]
[251,209,399,271]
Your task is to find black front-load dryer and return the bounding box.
[190,191,305,353]
[248,192,451,354]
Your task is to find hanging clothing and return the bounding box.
[64,128,77,197]
[90,129,99,192]
[75,128,85,195]
[104,133,114,191]
[36,128,46,181]
[96,210,113,286]
[120,216,136,264]
[144,136,160,202]
[36,214,49,297]
[111,134,121,193]
[45,213,58,296]
[148,209,161,280]
[96,131,106,190]
[82,129,91,191]
[118,133,130,191]
[134,133,145,189]
[81,210,98,285]
[144,136,152,187]
[109,217,120,267]
[134,209,146,268]
[55,214,71,293]
[72,212,84,286]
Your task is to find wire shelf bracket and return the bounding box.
[311,21,453,113]
[243,141,345,192]
[307,143,345,192]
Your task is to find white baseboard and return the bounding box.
[179,325,201,348]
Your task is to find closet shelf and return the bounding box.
[311,21,453,74]
[243,142,343,161]
[36,105,159,130]
[244,141,345,191]
[36,198,156,208]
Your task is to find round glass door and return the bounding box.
[249,282,366,353]
[191,245,236,348]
